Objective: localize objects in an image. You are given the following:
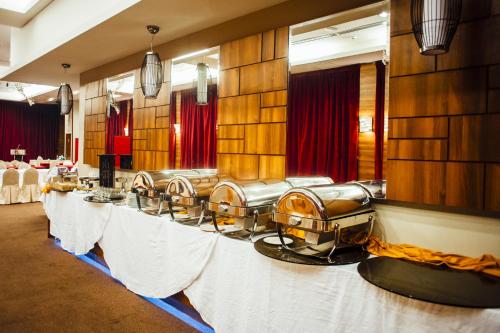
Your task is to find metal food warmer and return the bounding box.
[254,183,375,265]
[350,180,386,199]
[205,177,333,240]
[164,174,230,225]
[130,169,217,215]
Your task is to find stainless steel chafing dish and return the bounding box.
[130,169,217,215]
[165,174,230,224]
[206,177,333,240]
[350,180,386,198]
[272,183,375,264]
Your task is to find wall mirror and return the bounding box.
[104,71,134,169]
[287,1,389,190]
[170,46,219,169]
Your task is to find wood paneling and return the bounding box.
[219,68,240,98]
[275,26,289,59]
[358,63,376,180]
[437,16,500,71]
[485,164,500,212]
[262,30,275,61]
[488,89,500,113]
[390,0,411,36]
[260,107,286,123]
[218,94,260,125]
[388,139,448,161]
[240,58,288,94]
[387,160,446,205]
[261,90,287,107]
[83,80,107,167]
[390,68,487,117]
[449,114,500,162]
[445,162,484,209]
[390,34,435,77]
[389,117,448,139]
[490,65,500,89]
[216,27,288,179]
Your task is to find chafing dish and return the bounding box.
[206,177,333,240]
[131,169,217,215]
[165,174,230,225]
[261,183,374,265]
[350,180,386,198]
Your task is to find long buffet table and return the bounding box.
[42,191,500,333]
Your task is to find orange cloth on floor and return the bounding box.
[366,236,500,278]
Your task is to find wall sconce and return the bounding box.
[359,116,373,133]
[140,25,163,99]
[174,123,181,134]
[411,0,462,55]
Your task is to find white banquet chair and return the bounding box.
[0,169,20,204]
[11,160,20,167]
[19,168,40,203]
[18,162,31,170]
[0,161,6,169]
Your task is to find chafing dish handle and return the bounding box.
[197,200,207,226]
[326,224,341,264]
[248,210,260,243]
[211,211,222,233]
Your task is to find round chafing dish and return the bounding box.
[165,174,229,225]
[257,183,375,265]
[350,180,386,199]
[207,177,334,241]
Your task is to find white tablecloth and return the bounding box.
[0,168,48,187]
[43,191,500,333]
[43,191,112,255]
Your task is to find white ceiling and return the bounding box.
[1,0,287,88]
[0,0,52,27]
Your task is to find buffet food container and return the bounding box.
[165,174,230,224]
[206,177,333,240]
[272,183,375,263]
[350,180,386,198]
[130,169,217,215]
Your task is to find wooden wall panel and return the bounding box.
[389,117,448,138]
[485,164,500,212]
[216,27,289,180]
[388,2,498,211]
[358,63,376,180]
[83,80,107,167]
[389,68,487,117]
[449,114,500,162]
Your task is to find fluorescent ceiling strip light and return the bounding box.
[53,240,213,333]
[0,0,39,13]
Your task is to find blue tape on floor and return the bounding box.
[54,241,214,333]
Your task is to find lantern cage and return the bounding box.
[57,83,73,115]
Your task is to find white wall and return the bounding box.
[374,203,500,258]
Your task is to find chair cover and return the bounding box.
[0,162,6,170]
[11,160,20,167]
[19,168,40,203]
[18,162,31,170]
[0,169,20,204]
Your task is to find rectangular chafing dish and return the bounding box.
[130,169,217,215]
[272,183,375,263]
[165,174,230,224]
[206,177,333,240]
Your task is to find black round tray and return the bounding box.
[357,256,500,308]
[83,195,122,204]
[254,235,369,266]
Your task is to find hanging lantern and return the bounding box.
[57,63,73,115]
[410,0,462,55]
[196,63,210,105]
[140,25,163,99]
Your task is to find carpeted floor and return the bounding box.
[0,202,197,333]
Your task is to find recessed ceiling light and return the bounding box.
[379,11,389,18]
[0,0,40,13]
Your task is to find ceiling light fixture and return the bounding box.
[140,25,163,99]
[57,63,73,115]
[15,83,35,106]
[411,0,462,55]
[196,63,210,105]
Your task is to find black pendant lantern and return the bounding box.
[57,63,73,115]
[140,25,163,99]
[411,0,462,55]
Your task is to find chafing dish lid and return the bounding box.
[351,180,386,198]
[166,174,227,198]
[209,179,292,208]
[285,176,333,187]
[132,169,199,192]
[275,184,370,221]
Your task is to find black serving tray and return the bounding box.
[83,195,123,204]
[254,235,369,266]
[357,256,500,308]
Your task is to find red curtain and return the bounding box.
[286,65,360,182]
[169,92,176,168]
[375,61,386,180]
[180,85,217,169]
[105,99,131,154]
[0,100,61,161]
